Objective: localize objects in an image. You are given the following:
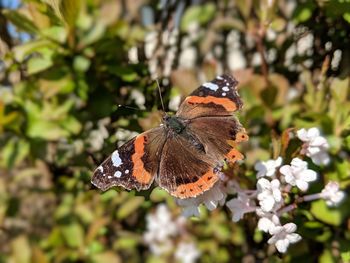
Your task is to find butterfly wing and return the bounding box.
[92,127,166,191]
[176,74,242,119]
[157,133,221,199]
[187,116,248,163]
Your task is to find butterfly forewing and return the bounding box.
[176,74,242,119]
[92,127,166,191]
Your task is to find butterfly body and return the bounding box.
[163,115,187,134]
[92,75,248,199]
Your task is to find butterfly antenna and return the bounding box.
[155,79,167,115]
[118,105,143,111]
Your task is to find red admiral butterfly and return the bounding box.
[91,74,248,199]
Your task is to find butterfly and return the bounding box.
[91,74,248,199]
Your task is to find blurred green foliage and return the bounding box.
[0,0,350,262]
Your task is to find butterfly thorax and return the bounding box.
[163,115,186,134]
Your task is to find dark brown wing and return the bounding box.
[187,116,248,163]
[91,127,166,191]
[157,132,221,199]
[176,74,242,119]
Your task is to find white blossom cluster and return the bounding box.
[175,127,345,254]
[87,118,110,152]
[297,128,330,165]
[143,204,200,263]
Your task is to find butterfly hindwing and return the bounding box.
[187,116,248,163]
[176,75,242,119]
[91,127,166,191]
[157,132,221,199]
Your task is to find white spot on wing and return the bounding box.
[216,76,223,80]
[222,86,229,91]
[97,165,104,173]
[114,171,122,178]
[222,92,227,96]
[125,169,129,174]
[202,82,219,91]
[111,150,123,167]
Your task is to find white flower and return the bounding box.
[320,181,345,207]
[168,94,182,111]
[226,194,256,222]
[144,204,179,243]
[257,178,283,212]
[297,128,330,165]
[176,182,226,217]
[296,33,314,56]
[254,157,283,178]
[256,209,281,233]
[175,242,201,263]
[149,239,173,255]
[130,89,146,109]
[268,223,302,253]
[280,158,317,191]
[144,204,186,255]
[87,118,110,151]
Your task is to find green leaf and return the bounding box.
[293,3,315,23]
[319,249,337,263]
[92,252,121,263]
[335,159,350,180]
[0,138,30,169]
[344,135,350,150]
[79,23,106,47]
[13,39,54,62]
[59,0,82,27]
[2,9,38,33]
[60,116,82,135]
[310,200,342,226]
[117,196,144,219]
[108,66,139,82]
[27,56,53,75]
[42,26,67,43]
[25,100,79,140]
[344,13,350,23]
[181,4,216,31]
[115,236,139,249]
[270,17,286,32]
[11,236,31,263]
[235,0,252,18]
[61,223,84,248]
[73,56,91,72]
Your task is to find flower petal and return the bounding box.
[283,223,297,233]
[287,233,302,243]
[297,128,308,141]
[307,127,320,138]
[303,169,317,182]
[258,217,273,233]
[279,165,292,177]
[275,239,289,253]
[296,180,309,191]
[257,178,271,191]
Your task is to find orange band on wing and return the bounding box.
[185,96,237,111]
[131,135,152,184]
[172,170,218,199]
[226,148,244,162]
